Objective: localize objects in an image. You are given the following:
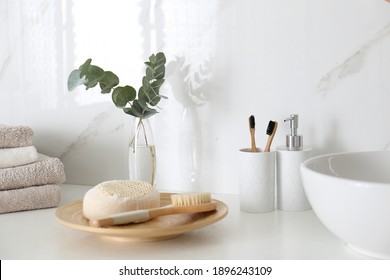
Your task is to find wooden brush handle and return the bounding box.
[89,202,218,227]
[149,202,217,218]
[89,210,151,227]
[264,122,278,152]
[264,136,274,152]
[250,129,257,152]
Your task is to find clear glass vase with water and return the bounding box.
[128,117,156,185]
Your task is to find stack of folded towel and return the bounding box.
[0,124,66,214]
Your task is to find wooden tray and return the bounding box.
[55,192,228,242]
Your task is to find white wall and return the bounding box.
[1,0,390,194]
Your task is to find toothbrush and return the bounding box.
[264,120,278,152]
[89,192,217,227]
[249,115,257,152]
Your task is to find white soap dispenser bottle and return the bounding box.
[276,114,312,211]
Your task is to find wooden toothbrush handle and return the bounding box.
[250,129,257,152]
[264,122,278,152]
[264,136,274,152]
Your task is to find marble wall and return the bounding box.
[1,0,390,194]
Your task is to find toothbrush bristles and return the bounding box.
[266,121,276,135]
[171,192,212,206]
[249,115,255,129]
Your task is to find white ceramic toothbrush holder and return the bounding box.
[238,149,275,213]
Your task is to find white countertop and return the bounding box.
[0,184,368,260]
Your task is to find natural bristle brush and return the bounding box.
[264,120,278,152]
[249,115,257,152]
[89,192,217,227]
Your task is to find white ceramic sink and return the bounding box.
[300,151,390,259]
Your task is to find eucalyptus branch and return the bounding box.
[67,52,167,119]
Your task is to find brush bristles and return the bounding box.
[266,120,276,135]
[171,192,212,206]
[249,115,255,129]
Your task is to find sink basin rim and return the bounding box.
[301,150,390,187]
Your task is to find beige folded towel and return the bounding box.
[0,184,61,214]
[0,146,39,168]
[0,124,34,148]
[0,154,66,191]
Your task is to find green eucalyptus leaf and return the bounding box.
[99,71,120,93]
[79,58,92,77]
[139,85,160,106]
[138,86,152,103]
[112,86,136,107]
[151,97,161,106]
[142,76,151,89]
[124,104,157,118]
[141,109,158,118]
[136,97,148,110]
[149,54,157,64]
[84,65,105,89]
[86,65,104,78]
[67,69,87,91]
[85,79,99,89]
[146,67,154,80]
[156,52,166,64]
[133,100,158,118]
[154,65,165,79]
[148,84,159,98]
[150,79,166,101]
[151,79,165,89]
[123,107,143,118]
[130,100,144,116]
[67,52,167,119]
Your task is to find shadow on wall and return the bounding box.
[166,56,213,190]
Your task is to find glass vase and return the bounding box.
[128,117,156,185]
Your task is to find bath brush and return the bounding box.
[89,192,217,227]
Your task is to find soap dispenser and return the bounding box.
[276,114,312,211]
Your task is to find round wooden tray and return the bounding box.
[55,192,228,242]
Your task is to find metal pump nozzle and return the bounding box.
[284,114,303,150]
